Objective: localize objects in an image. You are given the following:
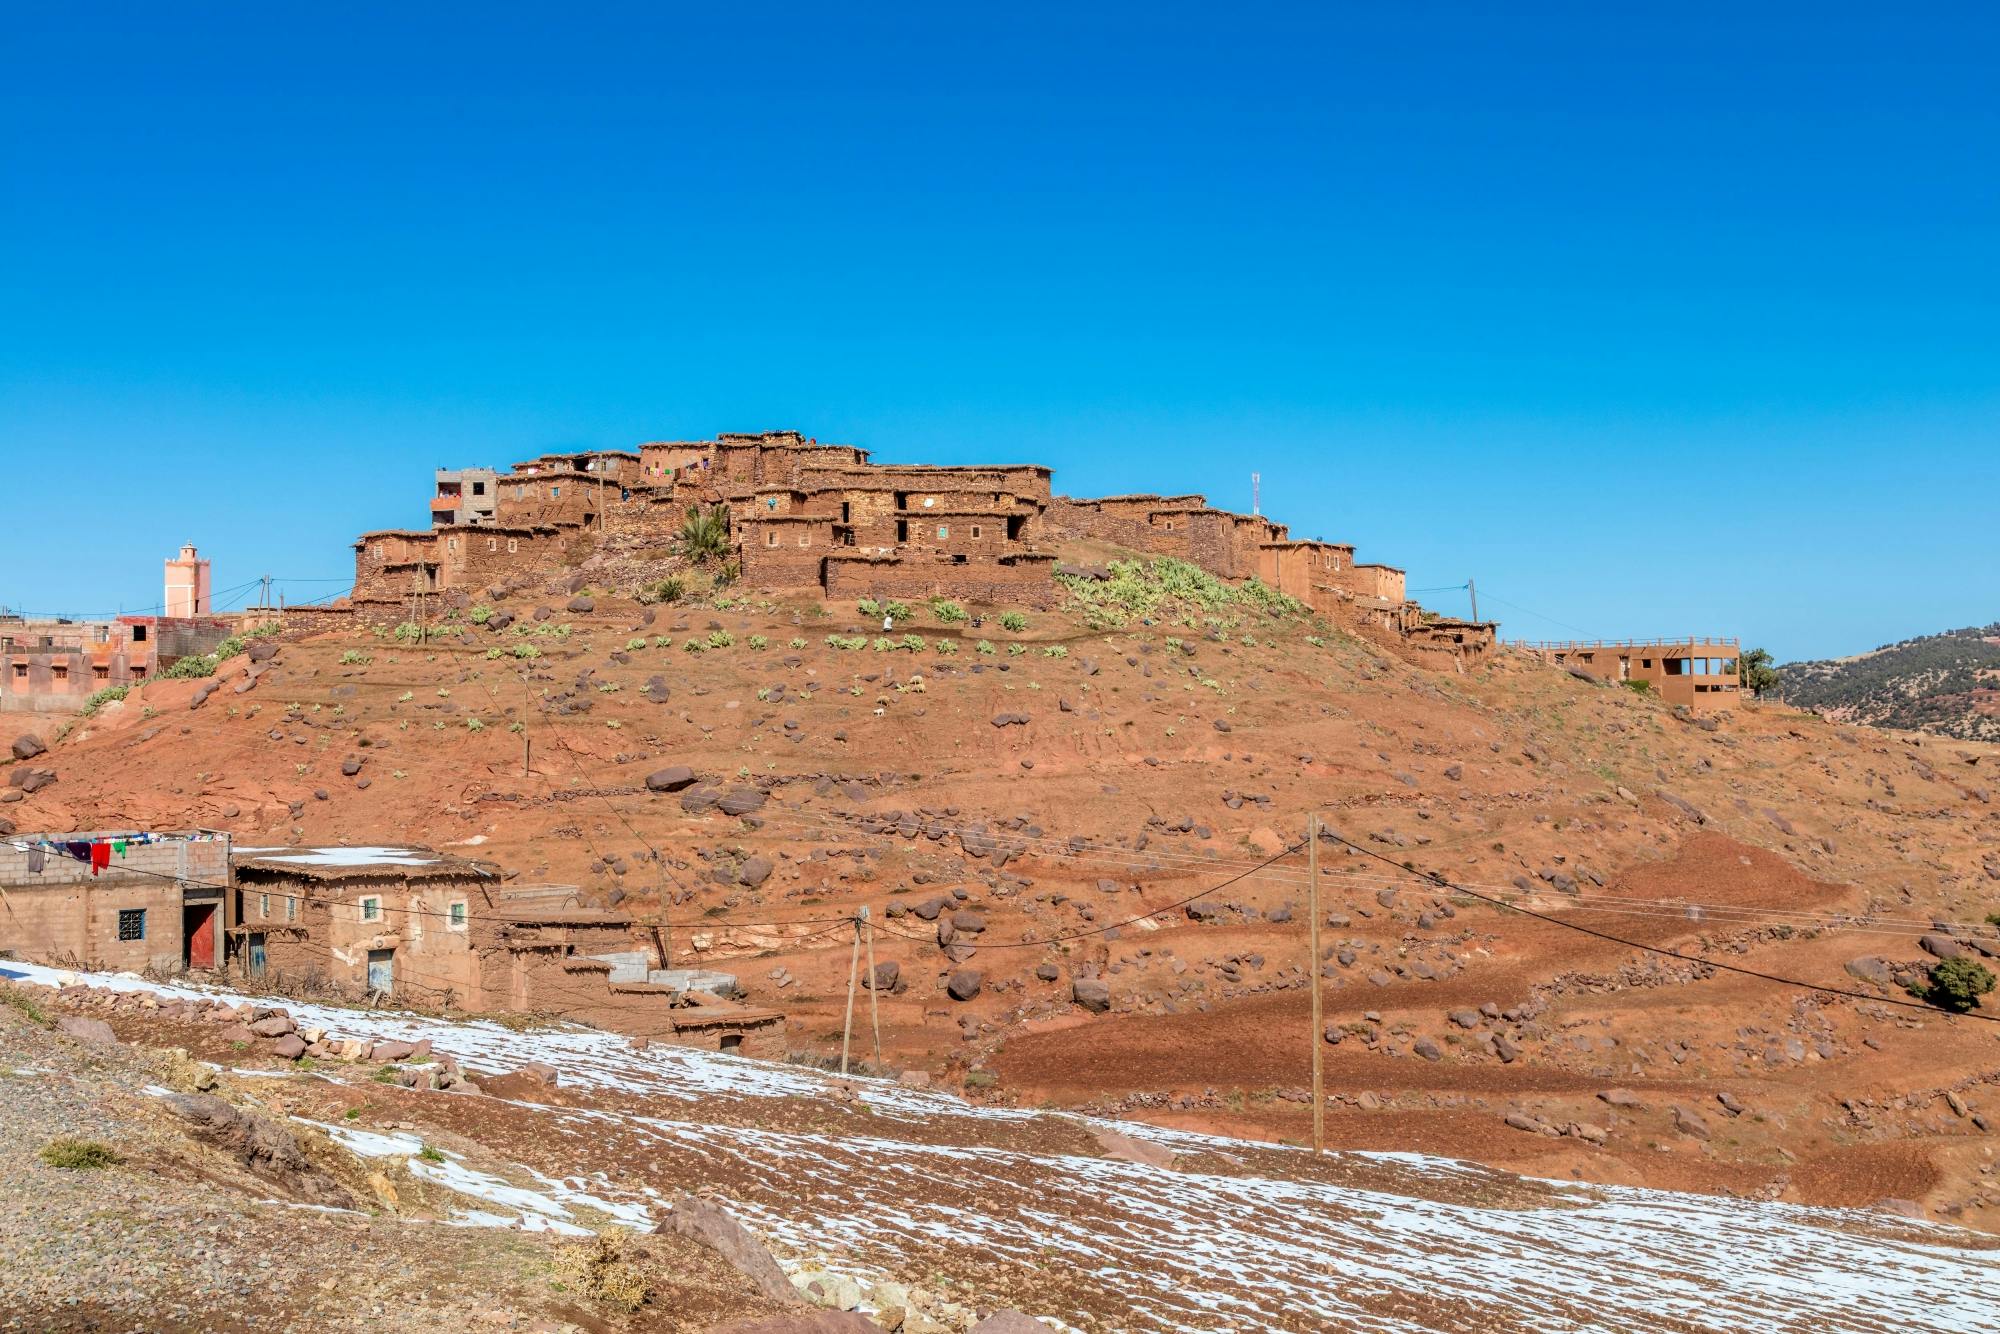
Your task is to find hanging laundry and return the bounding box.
[112,839,129,858]
[89,842,111,876]
[64,840,91,865]
[26,848,44,873]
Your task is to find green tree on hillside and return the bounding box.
[1917,957,1996,1013]
[1738,647,1779,697]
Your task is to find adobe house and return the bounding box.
[0,830,234,973]
[1525,637,1746,711]
[228,845,784,1053]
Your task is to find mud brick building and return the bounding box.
[1522,638,1746,711]
[228,845,782,1052]
[0,830,234,973]
[345,426,1494,667]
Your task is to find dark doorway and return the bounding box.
[719,1034,744,1053]
[183,903,217,970]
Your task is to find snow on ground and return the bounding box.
[12,962,2000,1333]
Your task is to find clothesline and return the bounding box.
[5,831,224,878]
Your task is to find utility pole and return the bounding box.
[259,574,272,610]
[839,910,863,1077]
[1251,472,1261,517]
[1468,578,1480,624]
[1308,813,1324,1155]
[861,904,882,1071]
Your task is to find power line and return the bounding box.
[1315,822,2000,1024]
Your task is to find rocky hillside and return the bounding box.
[1781,624,2000,741]
[8,556,2000,1242]
[9,961,1999,1333]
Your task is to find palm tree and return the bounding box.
[678,504,730,562]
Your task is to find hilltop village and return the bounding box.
[355,429,1494,669]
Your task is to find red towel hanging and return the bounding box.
[89,842,111,876]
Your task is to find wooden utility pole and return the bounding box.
[839,910,863,1077]
[1468,578,1480,624]
[861,905,882,1071]
[1308,813,1324,1155]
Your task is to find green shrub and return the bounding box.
[1054,557,1306,629]
[339,650,371,665]
[1008,642,1027,656]
[1041,644,1069,658]
[899,634,926,653]
[465,717,485,731]
[636,576,685,605]
[747,634,769,650]
[935,638,959,655]
[79,686,129,716]
[1916,957,1997,1012]
[469,605,493,624]
[417,1143,446,1164]
[998,612,1029,632]
[706,629,735,649]
[677,506,730,562]
[928,597,968,624]
[626,637,647,651]
[683,639,706,653]
[788,636,807,649]
[1623,679,1653,695]
[825,634,868,651]
[512,643,541,659]
[975,640,995,655]
[871,637,893,653]
[162,653,217,679]
[40,1137,121,1170]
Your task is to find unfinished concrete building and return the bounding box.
[1524,637,1745,711]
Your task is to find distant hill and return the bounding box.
[1780,623,2000,740]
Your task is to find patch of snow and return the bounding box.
[236,845,439,868]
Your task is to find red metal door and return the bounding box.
[184,904,216,969]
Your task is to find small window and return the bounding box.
[130,664,146,678]
[797,532,810,547]
[937,525,949,539]
[766,531,779,546]
[550,486,560,498]
[93,665,109,681]
[372,543,384,558]
[970,526,982,539]
[507,538,519,553]
[51,664,67,682]
[360,896,382,922]
[471,481,485,495]
[285,894,297,921]
[131,624,147,642]
[447,537,458,552]
[12,664,27,681]
[487,537,497,552]
[117,908,146,941]
[259,893,270,918]
[766,497,778,510]
[448,901,467,929]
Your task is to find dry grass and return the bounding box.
[40,1137,123,1170]
[551,1230,650,1313]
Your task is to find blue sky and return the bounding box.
[3,3,1994,661]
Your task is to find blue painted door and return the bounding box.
[366,949,394,994]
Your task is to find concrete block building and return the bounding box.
[0,831,234,973]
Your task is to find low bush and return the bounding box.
[40,1137,122,1170]
[79,686,129,716]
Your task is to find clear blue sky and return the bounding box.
[3,3,1994,661]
